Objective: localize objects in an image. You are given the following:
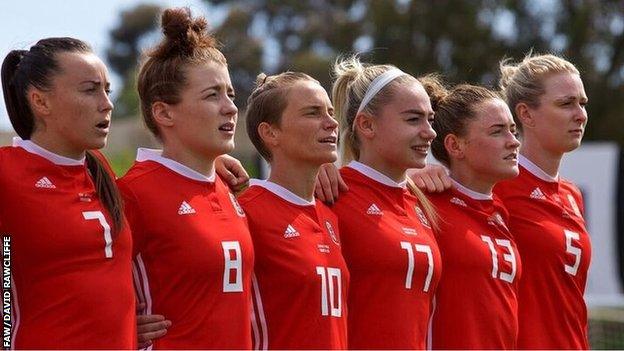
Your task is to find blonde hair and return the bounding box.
[331,56,437,229]
[498,53,579,131]
[245,71,318,161]
[332,56,417,163]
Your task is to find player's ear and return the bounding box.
[152,102,174,128]
[355,112,375,139]
[444,133,465,160]
[258,121,279,148]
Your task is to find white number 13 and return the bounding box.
[481,235,517,283]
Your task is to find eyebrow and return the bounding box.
[80,80,110,88]
[489,123,516,129]
[401,109,433,116]
[299,105,334,112]
[555,95,588,102]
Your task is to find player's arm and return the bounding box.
[407,164,452,193]
[314,163,349,204]
[215,154,249,193]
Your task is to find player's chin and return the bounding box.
[86,136,108,150]
[496,165,519,181]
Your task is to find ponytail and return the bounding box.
[86,151,124,236]
[1,50,33,138]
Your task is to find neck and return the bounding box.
[520,134,561,177]
[268,155,319,202]
[161,142,216,177]
[357,147,406,183]
[30,131,86,160]
[448,164,495,195]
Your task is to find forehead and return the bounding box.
[473,98,514,125]
[541,72,586,99]
[54,52,109,81]
[285,80,330,107]
[184,61,231,88]
[385,80,431,111]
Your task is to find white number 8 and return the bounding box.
[222,241,243,292]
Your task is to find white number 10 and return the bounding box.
[82,211,113,258]
[400,242,434,292]
[316,266,342,317]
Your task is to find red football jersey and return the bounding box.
[428,180,521,349]
[0,138,136,349]
[494,155,591,349]
[238,180,349,350]
[117,148,254,349]
[331,162,442,349]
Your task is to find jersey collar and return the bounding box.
[136,148,216,183]
[518,154,559,183]
[13,137,85,166]
[249,179,315,206]
[451,178,493,200]
[347,160,407,188]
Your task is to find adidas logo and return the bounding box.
[284,224,300,238]
[35,177,56,188]
[530,187,546,200]
[450,197,467,207]
[366,203,382,215]
[177,201,196,215]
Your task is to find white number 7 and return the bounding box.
[82,211,113,258]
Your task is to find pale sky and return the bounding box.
[0,0,214,131]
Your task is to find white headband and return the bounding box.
[356,68,405,113]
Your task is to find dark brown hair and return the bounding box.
[420,74,501,167]
[137,7,227,138]
[1,37,124,235]
[245,71,318,161]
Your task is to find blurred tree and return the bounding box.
[106,4,162,118]
[107,1,624,144]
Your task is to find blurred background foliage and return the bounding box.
[106,0,624,148]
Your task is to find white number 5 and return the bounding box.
[82,211,113,258]
[564,230,581,276]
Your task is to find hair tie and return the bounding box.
[357,68,405,113]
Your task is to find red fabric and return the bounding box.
[239,184,349,350]
[494,165,591,349]
[0,146,136,349]
[118,160,254,349]
[428,187,521,349]
[332,167,441,349]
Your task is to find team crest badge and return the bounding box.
[229,193,246,217]
[414,206,431,228]
[325,221,340,245]
[567,194,581,217]
[491,212,508,230]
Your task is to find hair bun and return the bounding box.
[157,7,215,57]
[419,74,449,112]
